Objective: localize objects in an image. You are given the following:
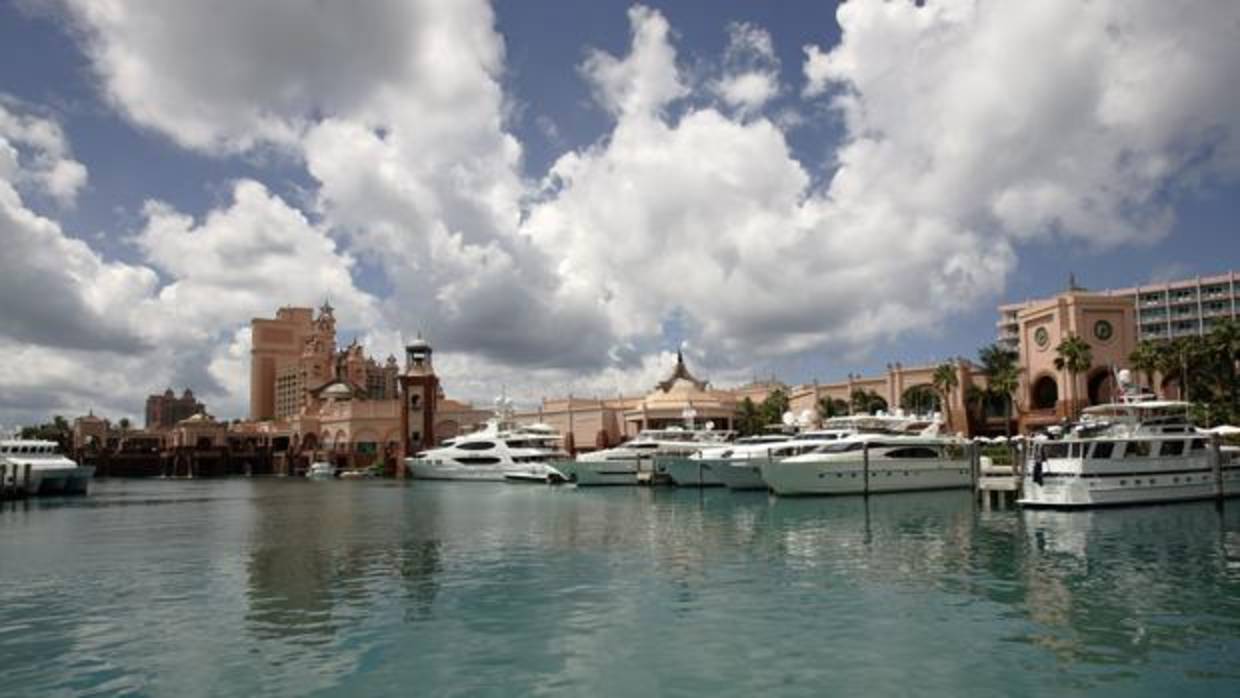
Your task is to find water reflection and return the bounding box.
[3,480,1240,695]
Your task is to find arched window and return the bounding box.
[1031,376,1058,410]
[1087,370,1115,406]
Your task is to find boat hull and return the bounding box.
[761,458,971,496]
[406,459,507,482]
[564,458,641,486]
[658,457,723,487]
[707,460,769,491]
[1019,461,1240,508]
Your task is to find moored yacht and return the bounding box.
[0,439,94,495]
[760,421,971,496]
[406,420,569,483]
[563,427,733,486]
[1019,378,1238,508]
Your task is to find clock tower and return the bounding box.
[398,335,438,475]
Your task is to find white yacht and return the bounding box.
[1019,385,1239,508]
[406,421,569,483]
[692,429,860,490]
[563,427,733,486]
[306,461,337,480]
[760,421,972,496]
[0,439,94,496]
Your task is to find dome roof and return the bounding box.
[323,381,354,399]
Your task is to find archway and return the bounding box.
[900,384,941,415]
[1087,369,1115,406]
[1161,375,1182,400]
[1030,375,1058,410]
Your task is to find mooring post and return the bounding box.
[22,462,31,497]
[862,442,870,496]
[1211,436,1223,502]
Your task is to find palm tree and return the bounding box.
[850,389,886,415]
[978,344,1019,438]
[1054,334,1093,419]
[1128,340,1161,394]
[1207,319,1240,417]
[931,363,958,431]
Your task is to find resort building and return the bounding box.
[244,304,490,472]
[144,388,205,429]
[998,270,1239,350]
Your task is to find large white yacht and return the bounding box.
[0,439,94,495]
[760,420,972,496]
[405,420,569,483]
[562,427,734,486]
[688,414,941,490]
[1019,378,1239,508]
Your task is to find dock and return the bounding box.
[1,461,33,500]
[975,450,1021,510]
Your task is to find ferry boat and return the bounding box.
[760,422,972,496]
[1019,385,1239,508]
[0,439,94,495]
[563,427,733,486]
[406,421,569,483]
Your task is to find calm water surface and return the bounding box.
[2,479,1240,697]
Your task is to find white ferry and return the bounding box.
[1019,389,1239,509]
[0,439,94,495]
[406,421,569,483]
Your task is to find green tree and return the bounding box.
[118,417,131,432]
[1053,333,1093,419]
[900,384,940,415]
[759,388,790,428]
[1207,319,1240,420]
[931,363,959,431]
[816,395,848,423]
[736,397,762,436]
[850,388,887,415]
[978,344,1019,438]
[1128,340,1162,393]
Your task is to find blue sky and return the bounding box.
[1,0,1238,425]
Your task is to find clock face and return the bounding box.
[1094,320,1114,342]
[1034,327,1050,349]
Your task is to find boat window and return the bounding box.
[632,443,659,450]
[506,440,532,449]
[1068,443,1082,458]
[817,441,866,454]
[1190,439,1207,451]
[885,446,940,459]
[1126,441,1151,457]
[457,441,496,451]
[456,456,502,465]
[1040,443,1069,459]
[1090,442,1115,459]
[1160,440,1185,457]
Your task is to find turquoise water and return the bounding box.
[2,480,1240,697]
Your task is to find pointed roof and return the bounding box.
[656,349,708,392]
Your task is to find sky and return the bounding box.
[1,0,1239,428]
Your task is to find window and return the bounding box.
[1160,441,1185,457]
[456,456,501,466]
[884,447,939,459]
[1126,441,1151,457]
[1090,442,1115,459]
[457,441,496,451]
[1041,443,1069,459]
[1191,439,1207,451]
[818,441,866,454]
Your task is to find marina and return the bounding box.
[3,478,1240,696]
